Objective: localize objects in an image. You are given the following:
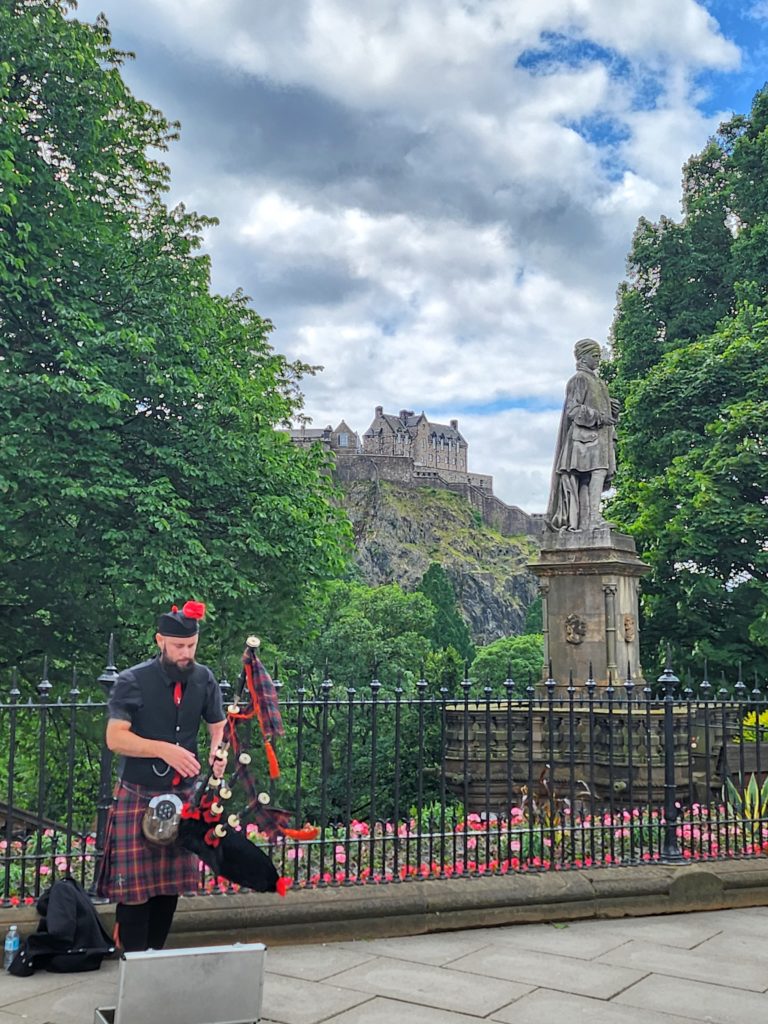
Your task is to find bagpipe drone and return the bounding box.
[142,636,318,893]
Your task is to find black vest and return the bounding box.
[119,660,211,787]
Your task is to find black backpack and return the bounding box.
[9,877,115,976]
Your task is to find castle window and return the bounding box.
[339,432,348,447]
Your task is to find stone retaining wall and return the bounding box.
[5,861,766,949]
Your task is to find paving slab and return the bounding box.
[597,937,767,991]
[0,962,119,1024]
[684,908,768,946]
[336,929,492,966]
[484,920,630,960]
[316,995,505,1024]
[446,944,646,1000]
[0,964,111,1009]
[0,906,766,1024]
[489,987,702,1024]
[692,905,768,923]
[329,957,531,1016]
[694,928,768,962]
[260,973,371,1024]
[614,973,768,1023]
[266,944,376,981]
[556,913,725,949]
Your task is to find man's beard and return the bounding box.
[160,650,196,681]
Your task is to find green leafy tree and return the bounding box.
[523,594,542,635]
[608,86,768,677]
[470,634,544,693]
[424,645,465,693]
[416,562,475,663]
[263,580,443,821]
[279,580,435,688]
[0,1,351,683]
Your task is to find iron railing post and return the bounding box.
[3,670,21,905]
[34,658,52,897]
[92,634,119,894]
[659,650,684,863]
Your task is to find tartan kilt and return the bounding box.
[96,781,201,904]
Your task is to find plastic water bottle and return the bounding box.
[4,925,19,970]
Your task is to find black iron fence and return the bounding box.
[2,652,768,905]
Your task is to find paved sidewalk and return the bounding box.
[0,906,767,1023]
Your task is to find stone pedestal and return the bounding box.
[529,526,650,688]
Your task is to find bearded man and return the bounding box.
[96,601,226,951]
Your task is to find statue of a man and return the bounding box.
[545,339,619,531]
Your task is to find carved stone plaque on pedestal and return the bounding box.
[529,525,649,689]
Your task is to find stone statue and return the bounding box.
[545,338,619,532]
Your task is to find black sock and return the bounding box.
[147,894,178,950]
[115,902,150,952]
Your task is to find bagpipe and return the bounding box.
[142,636,318,894]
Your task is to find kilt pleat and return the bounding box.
[96,782,200,904]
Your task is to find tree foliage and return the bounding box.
[470,634,544,694]
[416,562,475,663]
[608,86,768,677]
[271,580,436,689]
[0,1,351,682]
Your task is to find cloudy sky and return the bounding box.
[72,0,768,511]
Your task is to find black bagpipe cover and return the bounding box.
[178,819,279,892]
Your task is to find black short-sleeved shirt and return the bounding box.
[108,656,224,787]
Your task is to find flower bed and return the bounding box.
[4,800,767,903]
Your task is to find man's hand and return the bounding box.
[209,746,228,780]
[158,742,201,778]
[106,720,201,776]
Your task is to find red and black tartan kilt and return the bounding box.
[96,781,201,904]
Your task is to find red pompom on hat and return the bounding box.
[158,601,207,637]
[182,600,206,620]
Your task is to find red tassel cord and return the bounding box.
[264,739,280,780]
[281,826,320,842]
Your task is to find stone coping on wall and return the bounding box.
[3,860,768,947]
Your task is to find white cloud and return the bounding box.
[70,0,750,509]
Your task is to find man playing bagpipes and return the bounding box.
[97,602,315,952]
[96,601,227,951]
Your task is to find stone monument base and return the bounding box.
[529,525,650,690]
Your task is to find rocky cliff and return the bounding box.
[339,479,540,644]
